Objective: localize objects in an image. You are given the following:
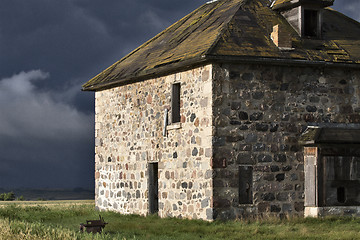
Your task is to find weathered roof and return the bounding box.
[299,127,360,145]
[272,0,334,10]
[83,0,360,91]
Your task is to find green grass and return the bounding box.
[0,202,360,239]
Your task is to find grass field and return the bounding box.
[1,201,360,239]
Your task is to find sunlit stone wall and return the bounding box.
[94,64,214,220]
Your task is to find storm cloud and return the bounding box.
[0,70,94,188]
[0,70,92,141]
[0,0,358,189]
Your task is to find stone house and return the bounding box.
[83,0,360,220]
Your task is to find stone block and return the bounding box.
[236,153,254,164]
[274,154,286,163]
[226,135,244,142]
[201,198,210,208]
[294,202,304,212]
[258,202,270,213]
[276,192,289,201]
[245,133,258,143]
[270,165,280,172]
[276,173,285,182]
[257,154,272,163]
[270,205,281,213]
[238,144,252,151]
[263,174,275,181]
[239,111,249,120]
[231,102,242,110]
[250,112,263,121]
[306,105,317,112]
[252,91,264,99]
[261,193,275,201]
[282,166,292,171]
[253,143,266,152]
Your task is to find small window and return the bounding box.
[304,10,318,37]
[239,166,253,204]
[171,83,181,123]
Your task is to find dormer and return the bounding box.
[271,0,334,38]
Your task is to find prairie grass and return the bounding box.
[0,202,360,239]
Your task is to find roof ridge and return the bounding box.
[204,0,246,57]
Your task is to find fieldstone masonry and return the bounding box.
[94,62,360,220]
[95,65,214,220]
[212,63,360,219]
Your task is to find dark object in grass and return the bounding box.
[80,215,108,234]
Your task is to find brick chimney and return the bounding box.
[271,24,292,49]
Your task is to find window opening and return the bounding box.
[239,166,253,204]
[304,10,318,37]
[171,83,181,123]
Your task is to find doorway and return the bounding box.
[148,163,159,214]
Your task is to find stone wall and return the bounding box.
[212,63,360,219]
[94,61,360,221]
[94,64,214,220]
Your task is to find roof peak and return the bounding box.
[83,0,360,91]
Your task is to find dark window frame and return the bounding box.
[171,83,181,123]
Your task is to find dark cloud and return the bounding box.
[0,71,94,188]
[0,71,92,140]
[0,0,358,189]
[0,0,203,85]
[0,0,204,189]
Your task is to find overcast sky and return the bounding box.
[0,0,359,190]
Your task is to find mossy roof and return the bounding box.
[83,0,360,91]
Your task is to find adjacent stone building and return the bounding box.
[83,0,360,220]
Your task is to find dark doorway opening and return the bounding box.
[148,163,159,214]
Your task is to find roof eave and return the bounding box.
[82,56,209,92]
[83,54,360,92]
[205,54,360,69]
